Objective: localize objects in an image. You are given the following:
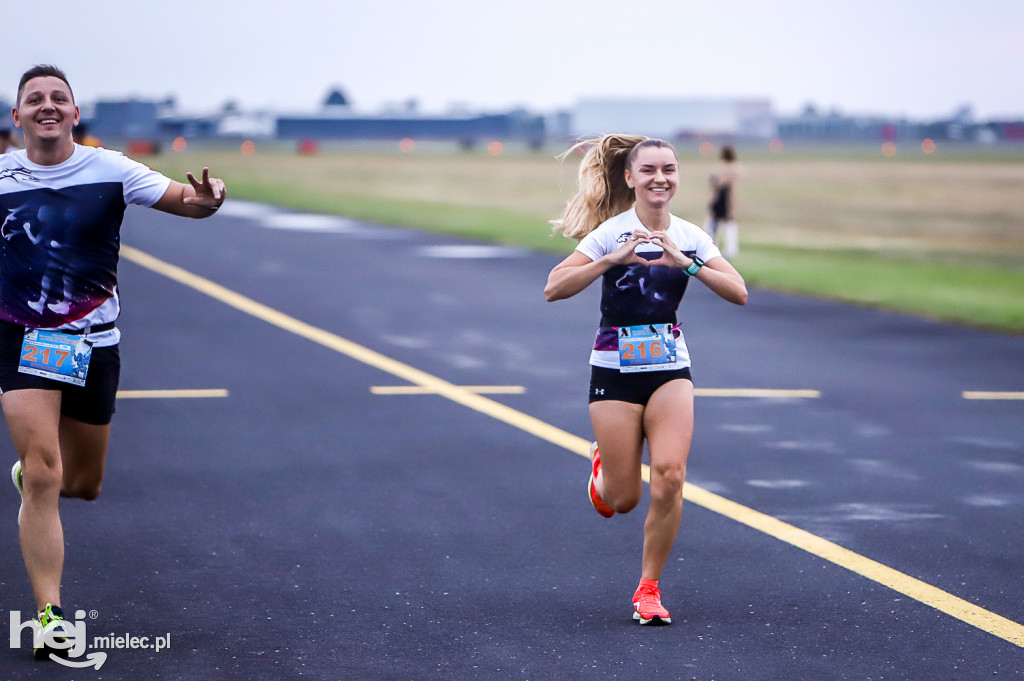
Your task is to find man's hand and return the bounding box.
[183,167,226,210]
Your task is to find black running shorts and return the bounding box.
[0,321,120,425]
[588,365,692,406]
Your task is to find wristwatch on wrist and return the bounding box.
[685,255,704,276]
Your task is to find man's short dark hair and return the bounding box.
[17,65,74,105]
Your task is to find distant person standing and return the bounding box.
[1,129,18,153]
[2,64,225,661]
[704,145,741,258]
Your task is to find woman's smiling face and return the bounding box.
[625,145,679,210]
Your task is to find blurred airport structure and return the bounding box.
[776,103,1024,144]
[2,88,1022,149]
[574,98,775,140]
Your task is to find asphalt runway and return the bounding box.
[2,200,1022,680]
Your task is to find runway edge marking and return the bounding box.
[120,244,1024,650]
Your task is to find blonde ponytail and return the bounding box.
[550,134,648,240]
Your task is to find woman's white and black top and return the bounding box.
[575,207,722,370]
[0,145,171,346]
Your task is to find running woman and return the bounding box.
[2,65,225,659]
[545,135,747,624]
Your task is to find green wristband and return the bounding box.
[685,255,704,276]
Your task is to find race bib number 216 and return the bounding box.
[618,324,677,373]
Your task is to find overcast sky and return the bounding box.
[3,0,1021,120]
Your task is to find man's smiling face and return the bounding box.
[13,75,80,147]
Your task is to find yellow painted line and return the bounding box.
[120,244,1024,650]
[372,385,525,395]
[695,388,820,398]
[963,391,1024,401]
[680,483,1024,647]
[121,245,585,456]
[117,389,229,399]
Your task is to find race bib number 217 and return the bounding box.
[18,330,93,387]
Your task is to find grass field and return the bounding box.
[141,142,1024,334]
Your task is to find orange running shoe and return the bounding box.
[587,442,615,518]
[633,579,671,625]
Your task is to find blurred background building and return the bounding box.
[3,89,1023,150]
[574,98,776,140]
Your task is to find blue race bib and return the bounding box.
[618,324,677,373]
[18,329,93,387]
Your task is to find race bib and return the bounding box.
[618,324,677,373]
[18,330,93,387]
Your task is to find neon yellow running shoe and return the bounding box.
[34,603,70,659]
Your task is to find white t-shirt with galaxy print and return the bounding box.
[576,207,722,370]
[0,145,171,346]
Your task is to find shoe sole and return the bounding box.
[34,643,71,660]
[11,461,22,496]
[588,474,615,517]
[633,611,672,625]
[587,443,615,518]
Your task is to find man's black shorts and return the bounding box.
[588,365,693,406]
[0,321,120,425]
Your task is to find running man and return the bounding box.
[1,64,226,659]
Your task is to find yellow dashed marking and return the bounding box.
[963,391,1024,400]
[117,389,229,399]
[372,385,526,395]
